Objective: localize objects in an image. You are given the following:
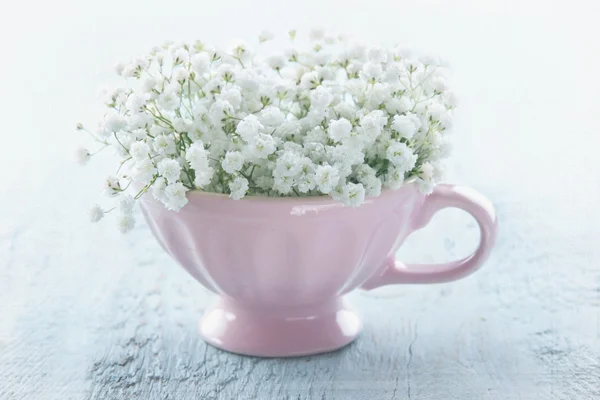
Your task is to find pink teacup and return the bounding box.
[140,182,497,357]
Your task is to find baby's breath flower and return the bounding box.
[103,175,122,197]
[259,30,274,43]
[236,114,264,140]
[157,158,182,183]
[164,182,189,211]
[245,134,276,160]
[76,147,91,165]
[153,135,176,155]
[391,113,421,139]
[130,141,150,160]
[152,178,168,203]
[259,106,285,127]
[118,195,135,214]
[339,182,365,207]
[328,118,352,142]
[80,30,457,231]
[315,165,340,194]
[116,213,135,233]
[131,159,157,185]
[89,205,104,223]
[229,176,249,200]
[309,86,333,110]
[222,151,245,174]
[191,52,211,75]
[386,142,418,171]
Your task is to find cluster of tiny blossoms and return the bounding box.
[77,30,456,233]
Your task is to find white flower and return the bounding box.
[89,205,104,222]
[360,110,387,139]
[368,83,390,106]
[229,176,249,200]
[114,62,125,76]
[427,101,447,121]
[103,175,121,197]
[273,173,294,194]
[131,159,157,185]
[356,165,381,197]
[245,133,276,159]
[315,165,340,193]
[300,71,320,89]
[194,167,215,188]
[229,39,251,62]
[118,195,135,214]
[339,182,366,207]
[236,114,264,140]
[153,135,176,155]
[150,125,168,137]
[173,68,190,82]
[328,118,352,142]
[391,112,421,139]
[419,161,435,181]
[152,178,168,203]
[310,86,333,109]
[126,93,148,113]
[362,174,382,197]
[417,179,434,194]
[430,76,447,92]
[222,151,245,174]
[141,77,157,92]
[186,142,209,168]
[275,151,302,177]
[361,62,383,80]
[385,166,405,189]
[173,48,189,64]
[368,46,388,63]
[208,100,233,127]
[386,142,418,171]
[334,101,357,120]
[158,89,179,111]
[172,118,193,133]
[116,213,135,233]
[157,158,181,183]
[164,182,189,211]
[259,106,285,126]
[103,112,127,132]
[385,96,413,114]
[218,87,242,110]
[259,30,274,42]
[304,126,328,144]
[442,91,459,108]
[191,52,211,75]
[266,54,286,70]
[236,69,259,91]
[76,147,90,165]
[130,141,150,160]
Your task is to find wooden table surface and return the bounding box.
[1,2,599,399]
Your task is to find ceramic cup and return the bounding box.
[140,182,497,357]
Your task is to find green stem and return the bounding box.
[116,156,133,174]
[113,132,130,154]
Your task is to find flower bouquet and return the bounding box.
[77,30,495,357]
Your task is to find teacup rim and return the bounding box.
[182,176,419,203]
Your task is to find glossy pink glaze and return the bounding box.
[139,183,497,357]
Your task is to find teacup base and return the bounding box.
[199,296,362,357]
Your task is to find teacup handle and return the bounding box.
[361,184,498,289]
